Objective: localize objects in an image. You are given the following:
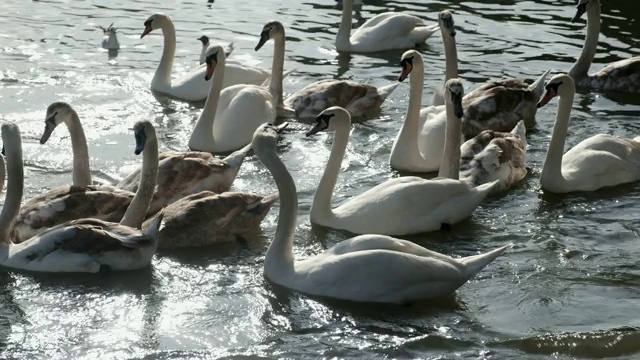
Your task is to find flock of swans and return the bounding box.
[0,0,639,304]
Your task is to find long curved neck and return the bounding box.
[0,139,23,245]
[336,0,353,50]
[438,99,461,179]
[541,89,574,187]
[152,19,177,90]
[569,2,600,80]
[192,54,226,141]
[119,138,159,229]
[270,33,286,108]
[0,155,5,194]
[260,144,295,276]
[65,111,92,186]
[442,32,459,85]
[311,121,350,221]
[391,59,425,165]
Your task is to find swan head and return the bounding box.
[255,21,285,51]
[537,73,575,108]
[141,13,169,38]
[306,106,350,136]
[438,10,456,38]
[571,0,592,23]
[132,121,156,155]
[399,50,421,82]
[252,123,288,153]
[203,45,225,81]
[40,102,76,144]
[445,79,464,119]
[198,35,209,46]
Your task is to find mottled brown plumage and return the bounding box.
[284,79,399,120]
[12,185,134,243]
[459,121,527,193]
[117,148,251,216]
[579,58,640,93]
[143,191,278,248]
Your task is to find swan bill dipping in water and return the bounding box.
[254,20,399,120]
[536,73,640,193]
[307,93,498,236]
[252,122,508,304]
[0,121,163,273]
[569,0,640,93]
[140,13,270,101]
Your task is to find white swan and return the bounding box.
[306,102,498,236]
[569,0,640,93]
[26,102,252,242]
[99,23,119,50]
[141,13,270,101]
[197,35,234,65]
[537,73,640,193]
[252,122,508,304]
[0,121,164,273]
[459,121,528,193]
[189,45,277,153]
[255,21,399,119]
[431,10,459,106]
[335,0,439,52]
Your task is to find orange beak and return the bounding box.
[398,63,412,82]
[140,25,152,38]
[537,88,557,108]
[205,61,217,81]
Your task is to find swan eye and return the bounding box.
[545,81,563,92]
[144,19,152,27]
[205,51,218,65]
[400,57,413,67]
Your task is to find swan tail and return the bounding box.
[529,69,551,97]
[260,68,297,88]
[246,192,280,212]
[511,120,527,148]
[460,244,509,278]
[633,136,640,144]
[476,179,500,193]
[142,210,165,242]
[223,143,253,169]
[377,83,400,101]
[422,23,440,39]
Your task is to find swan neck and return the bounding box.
[153,20,177,89]
[392,60,424,164]
[442,32,459,83]
[438,100,461,179]
[119,137,159,228]
[66,111,92,186]
[270,34,286,107]
[0,140,23,244]
[336,0,353,50]
[259,145,295,275]
[569,3,600,80]
[542,89,574,186]
[192,54,226,145]
[311,122,350,222]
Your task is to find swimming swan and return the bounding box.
[568,0,640,93]
[307,95,498,236]
[26,102,252,241]
[197,35,233,65]
[252,122,508,304]
[141,13,270,101]
[189,45,277,153]
[537,73,640,193]
[254,21,398,120]
[0,121,163,273]
[459,121,528,193]
[335,0,439,53]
